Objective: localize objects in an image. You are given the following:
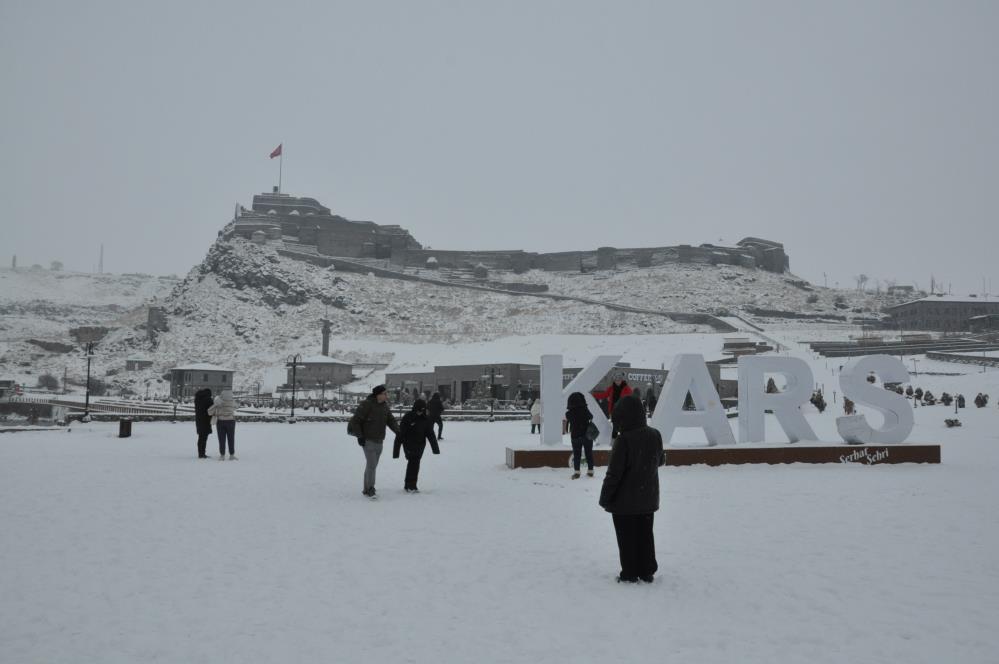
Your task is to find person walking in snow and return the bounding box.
[529,398,542,434]
[592,374,633,437]
[563,391,595,479]
[348,385,400,498]
[393,398,440,493]
[208,388,237,460]
[599,395,665,584]
[428,392,445,440]
[193,387,213,459]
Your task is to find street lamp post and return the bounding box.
[480,367,505,422]
[287,354,301,422]
[83,341,95,421]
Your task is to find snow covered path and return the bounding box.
[1,416,997,663]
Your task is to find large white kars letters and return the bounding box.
[538,353,914,446]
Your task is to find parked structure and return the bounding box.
[125,358,154,371]
[169,364,235,398]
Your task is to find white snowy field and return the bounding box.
[2,410,998,664]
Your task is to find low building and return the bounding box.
[884,295,999,332]
[287,355,353,389]
[169,364,235,398]
[387,364,541,403]
[386,361,732,405]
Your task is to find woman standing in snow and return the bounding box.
[599,395,664,584]
[529,398,542,434]
[193,387,213,459]
[392,398,440,492]
[209,388,237,460]
[563,391,595,479]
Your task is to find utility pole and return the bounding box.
[98,244,104,274]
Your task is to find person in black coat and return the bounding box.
[563,391,594,478]
[599,394,665,584]
[392,399,440,492]
[428,392,445,440]
[193,388,213,459]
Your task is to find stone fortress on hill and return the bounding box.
[228,187,790,276]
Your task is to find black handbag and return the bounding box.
[585,422,600,441]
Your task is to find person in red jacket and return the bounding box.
[592,374,633,437]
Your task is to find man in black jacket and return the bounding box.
[599,395,665,583]
[393,399,440,492]
[348,385,400,498]
[193,388,213,459]
[427,392,445,440]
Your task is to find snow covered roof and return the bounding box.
[886,294,998,310]
[294,355,352,365]
[171,363,235,372]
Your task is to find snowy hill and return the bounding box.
[0,234,902,396]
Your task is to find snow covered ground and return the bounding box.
[2,402,997,663]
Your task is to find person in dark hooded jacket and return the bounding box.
[193,388,213,459]
[427,392,445,440]
[599,394,665,583]
[563,391,595,478]
[393,398,440,492]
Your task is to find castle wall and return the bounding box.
[244,191,789,274]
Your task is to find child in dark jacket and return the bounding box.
[393,399,440,493]
[563,392,595,478]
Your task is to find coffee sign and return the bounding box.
[539,354,914,447]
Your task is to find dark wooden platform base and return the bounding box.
[505,444,941,469]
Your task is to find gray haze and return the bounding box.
[2,1,997,293]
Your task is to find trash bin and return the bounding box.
[119,418,132,438]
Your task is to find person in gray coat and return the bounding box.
[208,388,237,460]
[348,385,400,498]
[599,395,665,583]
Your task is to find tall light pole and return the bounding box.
[480,367,505,422]
[83,342,95,421]
[287,354,301,422]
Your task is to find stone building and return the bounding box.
[169,364,235,398]
[232,189,422,259]
[286,356,353,389]
[884,295,999,332]
[125,358,154,371]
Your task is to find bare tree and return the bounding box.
[854,274,869,292]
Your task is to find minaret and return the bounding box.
[321,318,332,356]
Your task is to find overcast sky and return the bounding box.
[2,1,997,293]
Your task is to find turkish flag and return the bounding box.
[270,143,282,159]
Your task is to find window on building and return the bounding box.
[203,374,208,382]
[222,374,228,383]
